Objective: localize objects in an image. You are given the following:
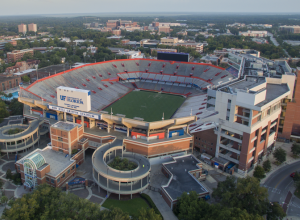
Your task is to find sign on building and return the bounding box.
[57,86,91,112]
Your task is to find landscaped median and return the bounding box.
[102,194,163,219]
[102,197,149,217]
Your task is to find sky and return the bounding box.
[0,0,300,16]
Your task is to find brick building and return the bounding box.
[18,24,27,34]
[28,23,37,32]
[158,26,171,33]
[5,60,39,74]
[7,49,34,63]
[279,25,300,34]
[106,20,120,29]
[112,30,121,36]
[279,68,300,141]
[0,75,21,91]
[15,121,87,188]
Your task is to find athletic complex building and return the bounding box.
[15,57,294,199]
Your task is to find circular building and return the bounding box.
[92,139,151,199]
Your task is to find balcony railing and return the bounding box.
[219,143,241,154]
[218,153,240,164]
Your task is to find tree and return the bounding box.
[9,98,23,115]
[99,207,130,220]
[1,196,8,208]
[212,176,282,218]
[263,159,271,172]
[22,75,30,83]
[253,166,265,180]
[273,147,286,164]
[267,202,286,220]
[138,208,162,220]
[6,169,12,180]
[291,144,300,157]
[294,172,300,182]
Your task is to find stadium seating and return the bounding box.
[25,59,236,112]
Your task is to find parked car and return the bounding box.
[290,172,295,178]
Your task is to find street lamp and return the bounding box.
[35,64,38,81]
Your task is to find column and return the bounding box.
[127,128,129,137]
[30,107,32,114]
[83,143,85,162]
[215,125,222,158]
[64,112,67,122]
[131,182,132,199]
[5,142,7,150]
[43,110,46,117]
[81,116,84,132]
[73,116,75,123]
[107,178,109,188]
[15,141,17,149]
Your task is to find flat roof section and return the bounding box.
[162,155,208,201]
[51,121,81,131]
[38,148,74,177]
[226,77,265,91]
[256,83,290,107]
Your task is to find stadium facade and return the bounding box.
[15,57,294,192]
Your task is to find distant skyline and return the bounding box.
[1,0,300,16]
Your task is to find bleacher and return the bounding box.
[25,59,236,112]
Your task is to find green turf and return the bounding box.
[102,198,150,216]
[104,90,185,122]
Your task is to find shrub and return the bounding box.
[253,166,265,180]
[141,193,163,220]
[263,159,271,172]
[72,149,78,155]
[273,147,286,164]
[6,169,12,180]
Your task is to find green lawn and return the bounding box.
[102,198,150,216]
[103,90,185,122]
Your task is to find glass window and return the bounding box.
[62,173,65,178]
[72,166,75,170]
[58,137,63,141]
[46,177,49,182]
[51,179,54,184]
[228,99,231,103]
[68,169,70,174]
[57,178,60,183]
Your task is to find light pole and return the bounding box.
[35,64,38,81]
[83,52,87,63]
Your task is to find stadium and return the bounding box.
[17,58,237,197]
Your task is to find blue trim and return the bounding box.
[88,91,91,96]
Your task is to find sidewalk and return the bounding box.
[246,142,300,184]
[143,189,178,220]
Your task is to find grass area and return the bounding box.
[103,90,185,122]
[108,156,137,171]
[7,128,24,135]
[102,197,150,216]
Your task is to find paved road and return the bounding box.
[263,161,300,217]
[267,32,279,46]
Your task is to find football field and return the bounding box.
[103,90,185,122]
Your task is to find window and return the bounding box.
[2,83,4,91]
[17,165,20,171]
[211,148,213,151]
[62,173,65,178]
[57,177,60,183]
[72,166,75,170]
[46,177,49,182]
[228,99,231,103]
[58,137,63,141]
[195,137,198,140]
[51,179,55,184]
[211,143,213,146]
[226,116,229,121]
[68,169,70,174]
[9,81,12,88]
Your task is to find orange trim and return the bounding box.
[25,58,225,90]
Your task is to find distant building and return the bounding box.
[112,30,121,36]
[150,48,177,53]
[239,30,268,37]
[0,40,17,50]
[160,37,179,46]
[0,75,21,91]
[158,26,171,33]
[176,42,204,53]
[177,31,187,36]
[106,20,120,29]
[116,50,143,59]
[252,38,268,44]
[5,60,39,74]
[90,22,99,28]
[28,23,37,32]
[200,55,220,65]
[279,25,300,34]
[7,49,34,63]
[18,24,27,34]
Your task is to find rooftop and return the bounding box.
[162,155,208,201]
[51,121,81,131]
[255,83,290,107]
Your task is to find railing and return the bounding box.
[218,153,239,164]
